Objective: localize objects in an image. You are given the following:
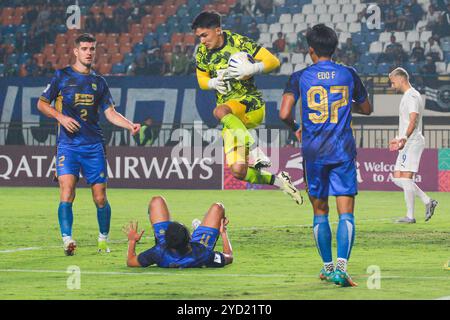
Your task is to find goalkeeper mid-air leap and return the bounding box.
[192,10,303,205]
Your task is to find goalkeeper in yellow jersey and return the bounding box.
[192,11,303,205]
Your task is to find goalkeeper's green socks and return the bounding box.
[221,113,255,147]
[244,167,274,185]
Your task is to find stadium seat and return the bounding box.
[369,41,383,53]
[328,5,341,15]
[338,32,351,44]
[401,41,410,52]
[406,62,418,74]
[110,53,123,65]
[345,13,357,23]
[55,44,68,56]
[341,4,353,14]
[98,63,112,75]
[354,3,366,13]
[305,14,318,24]
[283,31,295,44]
[112,63,126,75]
[43,44,55,57]
[319,14,332,24]
[295,23,308,33]
[332,13,345,23]
[34,53,45,66]
[420,31,432,42]
[302,4,315,15]
[315,4,327,14]
[171,32,184,45]
[406,31,419,43]
[376,63,390,74]
[258,23,269,33]
[183,34,195,46]
[348,23,361,33]
[294,63,307,71]
[45,54,58,66]
[278,52,291,63]
[312,0,324,3]
[291,53,304,64]
[304,54,313,65]
[131,33,144,45]
[393,32,406,42]
[123,52,135,66]
[259,33,271,44]
[265,14,278,25]
[325,0,338,4]
[292,13,305,24]
[279,14,292,24]
[436,62,446,74]
[269,23,282,34]
[362,63,376,75]
[165,4,178,16]
[282,23,295,34]
[279,63,293,75]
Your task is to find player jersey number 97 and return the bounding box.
[307,85,348,124]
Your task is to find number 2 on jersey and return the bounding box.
[307,86,348,124]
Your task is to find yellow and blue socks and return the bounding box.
[313,214,334,272]
[336,213,355,272]
[58,202,73,242]
[96,201,111,238]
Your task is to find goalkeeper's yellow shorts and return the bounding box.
[221,98,265,166]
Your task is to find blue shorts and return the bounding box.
[303,159,357,199]
[153,221,220,250]
[56,143,107,185]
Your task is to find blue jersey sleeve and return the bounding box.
[98,77,115,111]
[39,70,61,103]
[347,67,368,104]
[283,71,302,103]
[204,251,226,268]
[137,246,160,267]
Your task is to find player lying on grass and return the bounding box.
[192,11,303,205]
[123,196,233,268]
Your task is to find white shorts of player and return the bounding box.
[394,136,425,172]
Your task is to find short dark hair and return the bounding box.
[191,11,221,30]
[165,222,191,254]
[75,33,96,46]
[306,24,338,58]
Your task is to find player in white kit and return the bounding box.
[388,68,438,223]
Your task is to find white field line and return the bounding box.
[435,296,450,300]
[0,268,448,281]
[0,217,399,254]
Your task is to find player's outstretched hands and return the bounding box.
[122,221,145,242]
[228,58,260,80]
[129,123,141,136]
[208,69,231,95]
[59,115,80,133]
[220,217,229,234]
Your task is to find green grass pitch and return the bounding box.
[0,187,449,300]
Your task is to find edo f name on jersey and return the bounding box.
[284,60,368,164]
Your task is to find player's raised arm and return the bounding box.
[123,221,145,267]
[104,107,140,136]
[219,217,233,265]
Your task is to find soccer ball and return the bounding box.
[228,51,255,80]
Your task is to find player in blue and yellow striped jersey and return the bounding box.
[280,24,372,287]
[37,33,140,256]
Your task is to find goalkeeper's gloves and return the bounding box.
[207,69,231,95]
[228,59,264,80]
